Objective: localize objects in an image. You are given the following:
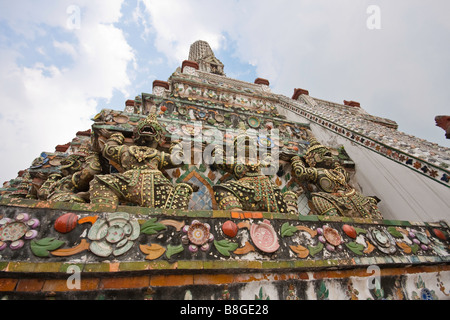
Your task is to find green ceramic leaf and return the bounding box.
[140,218,167,235]
[214,239,238,257]
[281,222,298,237]
[345,242,365,256]
[354,227,367,235]
[416,275,425,289]
[387,226,403,238]
[374,288,385,299]
[255,287,270,300]
[307,242,324,257]
[31,238,65,257]
[317,281,329,300]
[410,243,419,254]
[166,244,184,259]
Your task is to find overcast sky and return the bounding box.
[0,0,449,183]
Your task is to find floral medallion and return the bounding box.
[367,227,397,254]
[248,116,261,129]
[0,213,39,250]
[409,229,431,251]
[165,124,180,135]
[317,226,344,252]
[182,220,214,252]
[87,212,140,257]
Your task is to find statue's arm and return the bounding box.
[333,162,350,182]
[159,143,187,169]
[102,132,126,165]
[291,156,318,182]
[71,153,103,190]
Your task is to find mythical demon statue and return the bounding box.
[287,137,383,219]
[41,145,102,203]
[89,114,196,209]
[6,170,33,199]
[213,133,299,214]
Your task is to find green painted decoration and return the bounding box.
[140,218,167,235]
[214,239,238,257]
[345,242,365,256]
[308,242,324,257]
[387,226,403,238]
[166,244,184,259]
[281,222,298,237]
[31,238,65,257]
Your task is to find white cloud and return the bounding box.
[0,0,135,182]
[53,41,77,58]
[136,0,233,65]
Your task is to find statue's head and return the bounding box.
[133,114,164,146]
[305,138,334,168]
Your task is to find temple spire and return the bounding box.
[188,40,225,76]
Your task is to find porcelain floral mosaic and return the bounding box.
[0,207,447,266]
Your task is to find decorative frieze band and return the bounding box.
[0,199,448,272]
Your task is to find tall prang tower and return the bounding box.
[0,40,449,301]
[188,40,225,75]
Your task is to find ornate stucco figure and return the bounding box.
[287,137,383,219]
[89,114,196,209]
[7,170,33,199]
[37,172,63,200]
[213,133,299,214]
[42,145,102,203]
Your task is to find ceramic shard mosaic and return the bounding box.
[0,201,448,266]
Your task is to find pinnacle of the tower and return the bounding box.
[188,40,225,76]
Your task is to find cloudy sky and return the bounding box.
[0,0,449,183]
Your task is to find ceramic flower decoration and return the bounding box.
[87,212,140,257]
[317,226,344,252]
[0,213,40,251]
[182,220,214,252]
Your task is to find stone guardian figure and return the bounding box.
[213,133,299,214]
[89,114,196,209]
[286,136,383,219]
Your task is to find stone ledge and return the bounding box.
[1,264,450,293]
[0,197,425,227]
[2,197,438,228]
[1,257,448,276]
